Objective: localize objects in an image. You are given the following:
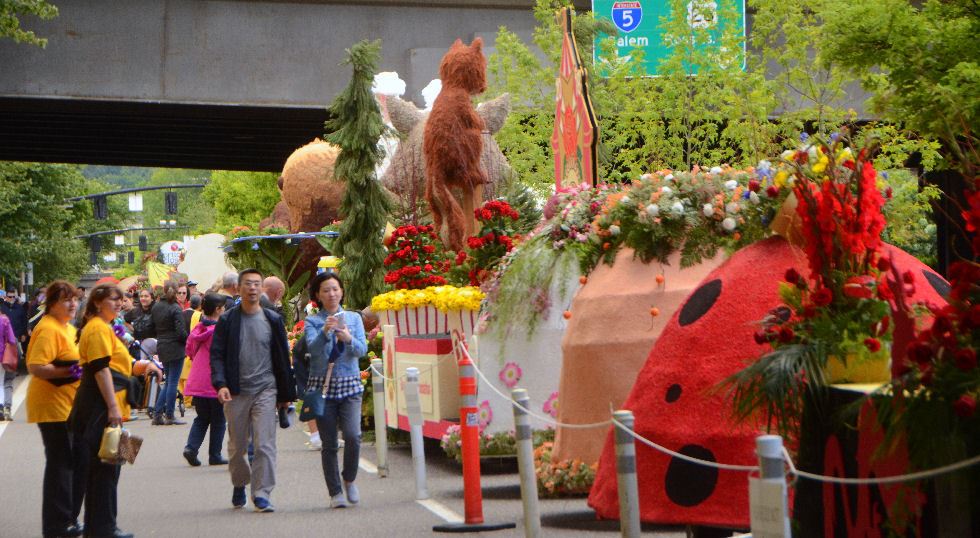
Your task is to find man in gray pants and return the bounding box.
[210,269,296,512]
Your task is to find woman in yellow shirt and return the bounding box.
[25,281,84,538]
[72,283,160,538]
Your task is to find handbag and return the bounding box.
[299,362,334,422]
[117,429,143,464]
[2,343,17,372]
[98,425,123,464]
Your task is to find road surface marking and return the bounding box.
[0,375,29,441]
[417,498,464,524]
[359,457,378,475]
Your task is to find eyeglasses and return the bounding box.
[177,291,187,295]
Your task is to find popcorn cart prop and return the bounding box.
[373,286,482,438]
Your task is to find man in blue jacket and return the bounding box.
[210,269,296,513]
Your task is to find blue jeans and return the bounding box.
[314,395,362,496]
[184,397,226,462]
[154,360,184,417]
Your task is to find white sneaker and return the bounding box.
[344,481,359,504]
[330,493,347,508]
[308,433,322,450]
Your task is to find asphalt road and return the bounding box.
[0,377,686,537]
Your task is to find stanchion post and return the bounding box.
[405,367,428,499]
[613,410,641,538]
[512,388,541,538]
[750,435,791,537]
[371,357,388,478]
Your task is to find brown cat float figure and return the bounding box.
[423,38,488,251]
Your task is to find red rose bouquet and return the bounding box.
[456,200,521,286]
[383,224,452,290]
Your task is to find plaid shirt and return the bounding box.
[325,374,364,400]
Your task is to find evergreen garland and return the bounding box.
[325,40,392,310]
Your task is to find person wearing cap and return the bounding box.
[187,281,199,297]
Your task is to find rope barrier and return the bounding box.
[456,341,613,430]
[782,446,980,485]
[611,417,761,472]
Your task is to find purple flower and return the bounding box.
[799,132,809,142]
[829,132,840,142]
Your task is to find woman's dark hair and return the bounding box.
[189,293,202,310]
[161,281,179,304]
[308,272,344,306]
[43,281,77,313]
[202,293,225,317]
[76,283,123,342]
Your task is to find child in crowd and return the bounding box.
[181,293,228,466]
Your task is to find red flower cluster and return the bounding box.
[964,190,980,256]
[383,224,451,290]
[475,200,519,222]
[794,158,885,282]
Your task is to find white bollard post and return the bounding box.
[750,435,791,537]
[405,367,428,499]
[613,410,641,538]
[512,389,541,538]
[371,357,388,478]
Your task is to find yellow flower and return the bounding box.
[370,286,485,312]
[774,170,790,188]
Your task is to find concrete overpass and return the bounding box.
[0,0,589,171]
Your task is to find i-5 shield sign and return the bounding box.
[611,1,642,33]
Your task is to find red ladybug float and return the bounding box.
[588,236,949,529]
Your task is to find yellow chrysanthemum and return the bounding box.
[370,286,485,312]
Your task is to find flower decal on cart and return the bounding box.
[498,362,523,388]
[478,400,493,429]
[543,391,559,418]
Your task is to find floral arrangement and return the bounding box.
[370,285,484,312]
[727,137,897,439]
[440,424,518,464]
[287,319,305,352]
[455,200,521,286]
[533,428,597,497]
[591,166,786,269]
[383,224,452,290]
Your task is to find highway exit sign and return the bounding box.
[592,0,746,76]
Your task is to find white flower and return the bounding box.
[661,186,672,194]
[722,217,737,231]
[749,192,760,205]
[757,159,772,171]
[702,203,714,217]
[646,204,660,217]
[671,201,684,215]
[725,202,739,214]
[724,179,738,190]
[807,145,819,162]
[640,173,652,180]
[609,225,621,236]
[710,166,723,175]
[620,196,631,205]
[664,174,674,182]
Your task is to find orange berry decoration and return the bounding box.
[579,276,588,285]
[563,310,573,320]
[650,307,660,317]
[655,274,665,285]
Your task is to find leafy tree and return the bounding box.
[140,168,213,238]
[325,40,392,310]
[202,170,280,233]
[819,0,980,178]
[81,165,152,188]
[0,162,129,285]
[0,0,57,47]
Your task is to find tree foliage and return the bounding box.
[820,0,980,178]
[325,40,392,310]
[0,0,57,47]
[202,170,280,233]
[141,168,214,236]
[0,162,129,285]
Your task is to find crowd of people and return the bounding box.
[8,267,372,537]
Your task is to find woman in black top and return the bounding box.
[150,282,189,425]
[123,289,156,342]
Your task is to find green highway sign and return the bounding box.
[592,0,746,76]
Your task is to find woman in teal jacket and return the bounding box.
[304,272,367,509]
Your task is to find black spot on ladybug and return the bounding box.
[679,279,722,326]
[664,444,719,507]
[665,384,682,403]
[922,270,950,299]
